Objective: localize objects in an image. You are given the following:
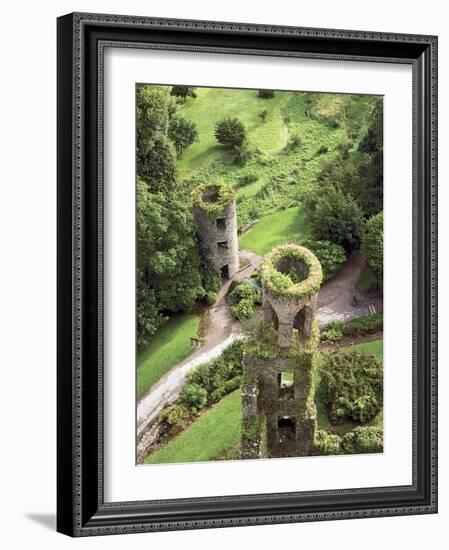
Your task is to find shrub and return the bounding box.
[320,320,343,343]
[210,376,242,403]
[258,89,275,99]
[259,109,268,123]
[170,86,197,99]
[316,145,329,155]
[231,141,254,166]
[186,341,244,401]
[204,291,218,305]
[286,130,301,150]
[230,298,255,320]
[300,238,346,281]
[341,426,383,454]
[361,211,383,276]
[228,280,261,320]
[227,280,261,305]
[237,172,258,186]
[318,350,383,424]
[314,429,342,455]
[341,313,383,337]
[215,117,247,149]
[179,383,208,411]
[159,404,192,434]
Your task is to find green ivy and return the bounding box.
[259,244,323,298]
[192,180,236,221]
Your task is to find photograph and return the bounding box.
[136,84,384,465]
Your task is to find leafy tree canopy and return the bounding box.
[361,211,383,275]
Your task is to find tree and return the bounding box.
[170,86,197,99]
[300,238,346,281]
[214,117,246,149]
[168,116,199,154]
[304,185,364,251]
[136,85,177,192]
[361,211,383,276]
[258,89,275,99]
[136,178,206,347]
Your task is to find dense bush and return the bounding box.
[300,238,346,281]
[320,320,344,343]
[304,185,364,251]
[314,430,342,455]
[215,117,247,149]
[361,211,383,276]
[318,350,383,423]
[258,89,275,99]
[341,313,383,337]
[315,426,383,455]
[230,299,256,321]
[286,130,301,150]
[170,86,197,99]
[320,314,383,343]
[341,426,383,454]
[228,279,262,320]
[159,403,193,434]
[168,116,199,154]
[186,340,244,404]
[231,141,254,166]
[179,383,208,411]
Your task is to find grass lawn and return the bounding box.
[239,205,307,255]
[315,339,384,435]
[145,390,242,464]
[137,313,200,400]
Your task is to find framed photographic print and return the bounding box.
[57,12,438,536]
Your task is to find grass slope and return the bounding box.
[239,205,307,255]
[176,88,288,178]
[137,313,199,400]
[173,88,376,230]
[146,339,383,464]
[145,390,242,464]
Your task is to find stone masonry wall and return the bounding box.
[193,201,239,278]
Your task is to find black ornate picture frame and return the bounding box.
[57,12,438,536]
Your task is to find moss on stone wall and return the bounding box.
[260,243,323,298]
[192,180,236,221]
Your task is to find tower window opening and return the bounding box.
[216,218,226,230]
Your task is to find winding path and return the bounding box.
[137,250,262,458]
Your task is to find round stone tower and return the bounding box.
[192,181,239,279]
[259,243,323,348]
[241,244,323,459]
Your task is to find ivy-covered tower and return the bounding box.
[192,181,239,279]
[241,244,323,459]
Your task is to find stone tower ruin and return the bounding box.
[192,181,239,279]
[241,244,323,459]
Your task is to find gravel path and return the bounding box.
[316,251,381,326]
